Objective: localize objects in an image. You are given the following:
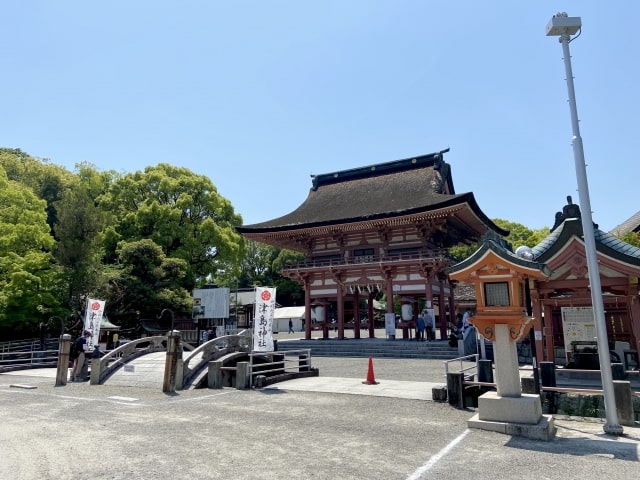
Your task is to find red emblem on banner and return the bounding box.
[91,302,101,310]
[261,290,271,301]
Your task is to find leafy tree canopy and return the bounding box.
[0,166,59,332]
[99,164,243,291]
[104,239,191,327]
[448,219,550,263]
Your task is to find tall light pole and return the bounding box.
[546,12,623,435]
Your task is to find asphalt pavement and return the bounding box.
[1,356,639,480]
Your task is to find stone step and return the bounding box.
[275,339,460,360]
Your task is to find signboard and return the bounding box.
[384,313,396,336]
[253,287,276,352]
[561,306,596,361]
[192,287,230,319]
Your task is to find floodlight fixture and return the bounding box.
[546,12,581,36]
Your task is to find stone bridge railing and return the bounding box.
[180,331,252,389]
[91,335,195,385]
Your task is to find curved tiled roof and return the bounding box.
[532,217,640,266]
[447,232,552,278]
[238,151,507,237]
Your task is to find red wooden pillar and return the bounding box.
[304,281,312,340]
[438,278,447,341]
[543,303,555,362]
[531,289,544,362]
[337,283,345,340]
[448,281,456,337]
[353,289,361,339]
[628,295,640,354]
[386,279,395,340]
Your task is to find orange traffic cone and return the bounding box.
[362,356,379,385]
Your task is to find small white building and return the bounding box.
[273,306,306,333]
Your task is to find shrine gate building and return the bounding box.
[237,150,507,340]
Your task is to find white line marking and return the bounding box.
[406,429,470,480]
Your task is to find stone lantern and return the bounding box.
[446,232,556,440]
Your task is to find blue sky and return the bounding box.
[2,2,638,232]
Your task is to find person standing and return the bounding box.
[462,309,472,331]
[416,315,425,341]
[425,312,434,341]
[71,330,92,382]
[288,319,294,334]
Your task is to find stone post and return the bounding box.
[613,380,634,427]
[493,324,521,397]
[90,345,101,385]
[163,330,181,393]
[55,334,71,386]
[236,362,249,390]
[208,360,223,388]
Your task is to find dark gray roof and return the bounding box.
[238,151,507,238]
[610,210,640,235]
[532,217,640,266]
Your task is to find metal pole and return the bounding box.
[557,30,622,435]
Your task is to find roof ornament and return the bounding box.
[551,195,583,232]
[479,230,512,252]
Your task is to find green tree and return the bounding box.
[0,167,59,334]
[99,164,243,290]
[229,240,304,306]
[52,181,108,316]
[0,148,74,231]
[616,231,640,248]
[104,239,191,328]
[448,219,550,263]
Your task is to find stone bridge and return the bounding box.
[89,332,253,389]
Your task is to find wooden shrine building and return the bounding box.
[237,150,507,340]
[529,197,640,367]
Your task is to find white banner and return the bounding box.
[253,287,276,352]
[84,298,106,352]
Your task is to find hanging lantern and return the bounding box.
[401,303,413,321]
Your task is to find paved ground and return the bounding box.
[1,357,639,480]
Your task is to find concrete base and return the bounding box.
[468,413,557,441]
[470,391,556,441]
[478,391,542,424]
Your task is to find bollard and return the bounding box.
[521,376,537,394]
[539,362,556,387]
[163,330,181,393]
[447,372,465,409]
[208,360,223,389]
[55,334,72,386]
[236,362,249,390]
[432,385,448,402]
[539,361,557,413]
[613,380,634,426]
[90,357,101,385]
[477,359,493,384]
[89,345,101,385]
[611,363,626,381]
[299,354,310,372]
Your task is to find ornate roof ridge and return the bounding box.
[310,149,450,191]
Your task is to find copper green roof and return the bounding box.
[532,210,640,267]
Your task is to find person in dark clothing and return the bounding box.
[71,330,91,382]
